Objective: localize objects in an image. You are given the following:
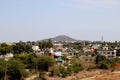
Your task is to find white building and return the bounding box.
[32,46,40,51]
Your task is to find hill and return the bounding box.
[51,35,77,42]
[42,35,78,42]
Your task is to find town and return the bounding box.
[1,35,120,80]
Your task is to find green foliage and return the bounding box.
[99,61,111,69]
[51,65,65,77]
[98,59,114,69]
[62,70,70,78]
[51,65,70,78]
[69,58,84,73]
[116,49,120,56]
[38,39,53,50]
[71,62,84,73]
[12,41,33,54]
[73,43,82,50]
[36,56,55,71]
[51,59,84,78]
[7,59,29,80]
[85,52,95,56]
[0,59,6,79]
[15,53,36,69]
[95,55,120,69]
[39,71,46,80]
[87,64,97,70]
[0,43,7,47]
[0,45,12,55]
[67,65,73,74]
[96,54,106,64]
[0,59,29,80]
[113,58,120,63]
[62,55,68,61]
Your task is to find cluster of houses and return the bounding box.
[1,41,120,65]
[83,43,118,59]
[32,44,79,65]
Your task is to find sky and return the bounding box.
[0,0,120,42]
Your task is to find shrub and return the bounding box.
[98,59,114,69]
[69,58,84,73]
[62,70,70,78]
[7,59,29,80]
[39,71,46,80]
[72,62,84,73]
[96,54,106,64]
[51,65,65,77]
[0,59,6,79]
[37,56,55,71]
[99,61,111,69]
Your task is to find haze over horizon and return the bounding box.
[0,0,120,42]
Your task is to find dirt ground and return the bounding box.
[25,69,120,80]
[47,69,120,80]
[91,72,120,80]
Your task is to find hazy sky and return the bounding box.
[0,0,120,42]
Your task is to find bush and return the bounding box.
[51,65,65,77]
[69,58,84,73]
[85,52,95,56]
[0,59,6,79]
[62,70,70,78]
[15,53,36,69]
[51,58,84,78]
[87,64,97,70]
[71,62,84,73]
[37,56,55,71]
[99,61,111,69]
[7,59,29,80]
[39,71,46,80]
[67,65,73,74]
[98,59,115,69]
[96,54,106,64]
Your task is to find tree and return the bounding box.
[116,49,120,56]
[51,65,70,78]
[96,54,106,64]
[15,53,36,69]
[85,52,95,56]
[36,56,55,71]
[51,65,65,77]
[0,59,28,80]
[38,39,53,50]
[12,41,33,54]
[99,60,110,69]
[68,58,84,73]
[71,62,84,73]
[0,43,7,47]
[73,42,82,50]
[0,59,6,79]
[47,39,53,48]
[0,45,12,55]
[7,59,29,80]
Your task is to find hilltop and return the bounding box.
[42,35,83,42]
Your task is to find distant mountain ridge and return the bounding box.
[41,35,92,43]
[41,35,91,42]
[42,35,82,42]
[51,35,76,42]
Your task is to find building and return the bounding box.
[97,50,117,58]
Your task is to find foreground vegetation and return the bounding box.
[1,41,120,80]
